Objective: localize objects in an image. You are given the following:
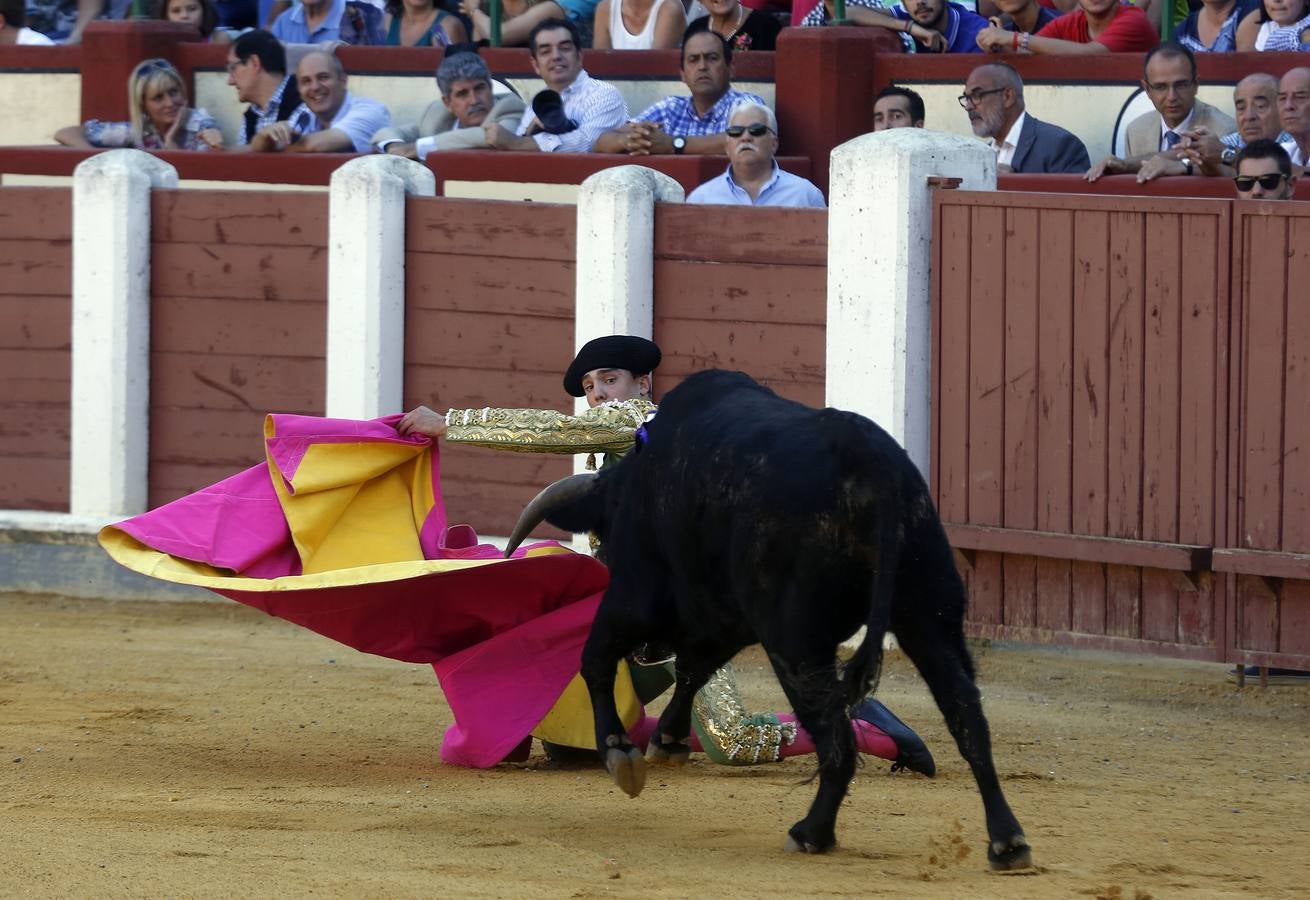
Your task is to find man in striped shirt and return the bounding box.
[593,28,765,156]
[1170,74,1294,179]
[484,17,627,153]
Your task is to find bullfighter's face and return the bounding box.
[581,368,650,408]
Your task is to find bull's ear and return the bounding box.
[503,473,600,557]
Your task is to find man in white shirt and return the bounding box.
[0,0,55,44]
[962,63,1089,174]
[251,50,390,153]
[1279,67,1310,171]
[483,17,627,153]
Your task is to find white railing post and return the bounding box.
[571,165,684,550]
[70,149,178,518]
[326,155,436,419]
[826,130,996,479]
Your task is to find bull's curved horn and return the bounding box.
[503,472,599,558]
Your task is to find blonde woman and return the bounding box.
[55,58,223,151]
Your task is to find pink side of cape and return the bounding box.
[108,413,609,768]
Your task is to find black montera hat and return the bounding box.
[563,335,662,397]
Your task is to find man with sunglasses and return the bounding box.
[1233,139,1299,201]
[686,101,825,207]
[961,63,1088,174]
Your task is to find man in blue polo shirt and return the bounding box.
[686,101,826,208]
[592,28,764,156]
[270,0,384,44]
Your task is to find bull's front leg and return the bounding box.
[579,607,647,798]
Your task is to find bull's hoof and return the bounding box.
[987,834,1033,871]
[784,823,836,855]
[645,739,690,767]
[604,746,647,798]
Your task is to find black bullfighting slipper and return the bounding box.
[531,90,578,135]
[853,698,936,777]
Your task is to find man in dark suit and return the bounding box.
[961,62,1089,174]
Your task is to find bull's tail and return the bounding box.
[838,538,898,710]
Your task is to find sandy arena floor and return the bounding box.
[1,591,1307,899]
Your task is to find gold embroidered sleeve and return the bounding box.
[443,399,656,455]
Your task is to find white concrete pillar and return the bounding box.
[326,155,436,419]
[826,130,996,479]
[570,165,684,551]
[70,150,178,518]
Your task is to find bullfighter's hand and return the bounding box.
[397,405,447,439]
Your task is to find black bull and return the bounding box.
[505,370,1030,869]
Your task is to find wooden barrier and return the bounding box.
[933,190,1232,660]
[147,189,328,508]
[652,203,826,408]
[0,186,72,511]
[1225,201,1310,670]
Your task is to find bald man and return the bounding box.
[1280,67,1310,170]
[1175,73,1294,179]
[250,50,390,153]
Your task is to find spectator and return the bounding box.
[1087,43,1235,182]
[987,0,1060,34]
[372,50,525,157]
[227,30,303,148]
[157,0,231,43]
[687,0,781,52]
[0,0,54,42]
[460,0,593,47]
[1280,66,1310,167]
[963,63,1089,172]
[975,0,1158,53]
[821,0,988,53]
[687,100,827,207]
[270,0,385,44]
[54,57,224,151]
[24,0,102,43]
[1232,137,1299,199]
[874,84,926,130]
[593,29,764,155]
[593,0,686,48]
[1175,0,1261,52]
[1237,0,1310,50]
[250,50,390,152]
[484,18,627,152]
[383,0,466,46]
[1173,74,1290,177]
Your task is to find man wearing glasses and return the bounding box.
[226,30,302,148]
[1233,140,1299,201]
[686,101,825,207]
[1086,43,1234,183]
[961,63,1089,174]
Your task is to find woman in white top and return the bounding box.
[1236,0,1310,49]
[592,0,686,49]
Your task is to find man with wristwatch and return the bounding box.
[592,28,765,157]
[1174,74,1295,179]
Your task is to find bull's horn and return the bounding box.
[503,472,599,558]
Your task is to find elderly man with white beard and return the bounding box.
[962,62,1089,174]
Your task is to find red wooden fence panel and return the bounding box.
[403,197,576,537]
[1224,202,1310,671]
[0,187,72,511]
[652,205,827,409]
[148,189,328,509]
[932,191,1229,660]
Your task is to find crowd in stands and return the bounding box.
[4,0,1306,201]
